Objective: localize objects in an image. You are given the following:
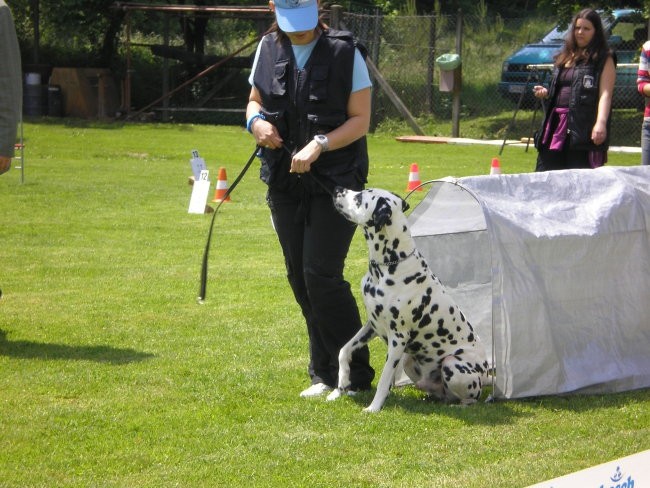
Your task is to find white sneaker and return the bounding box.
[299,383,333,398]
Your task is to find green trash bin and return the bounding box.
[436,53,461,92]
[436,53,461,71]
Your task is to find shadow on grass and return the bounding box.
[344,385,529,425]
[344,382,649,424]
[513,388,650,413]
[0,329,155,364]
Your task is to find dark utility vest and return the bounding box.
[542,58,610,151]
[252,29,369,193]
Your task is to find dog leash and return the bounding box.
[197,145,260,304]
[198,143,334,303]
[280,144,335,196]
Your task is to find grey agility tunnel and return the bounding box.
[406,165,650,399]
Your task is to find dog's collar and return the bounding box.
[370,248,416,267]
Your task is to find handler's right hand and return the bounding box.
[251,119,283,151]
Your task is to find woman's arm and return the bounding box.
[638,41,650,96]
[592,55,615,146]
[246,86,283,149]
[290,86,371,174]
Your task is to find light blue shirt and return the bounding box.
[248,34,372,93]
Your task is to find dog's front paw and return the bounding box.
[362,403,382,413]
[326,388,344,402]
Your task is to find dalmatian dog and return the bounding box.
[327,187,489,413]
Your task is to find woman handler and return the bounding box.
[246,0,375,397]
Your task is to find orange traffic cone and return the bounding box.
[406,163,422,191]
[490,157,501,175]
[212,167,231,202]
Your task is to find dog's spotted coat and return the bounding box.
[327,187,489,412]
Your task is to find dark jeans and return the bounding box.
[267,185,374,390]
[535,144,591,171]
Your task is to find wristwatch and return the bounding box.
[313,134,329,152]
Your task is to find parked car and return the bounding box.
[498,9,647,109]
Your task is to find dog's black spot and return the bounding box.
[431,341,441,348]
[364,280,376,295]
[393,359,401,368]
[411,305,424,322]
[454,363,471,375]
[467,332,474,342]
[423,333,434,340]
[403,273,421,285]
[386,279,395,286]
[418,314,432,329]
[360,329,375,342]
[437,319,450,337]
[389,306,399,319]
[449,306,455,315]
[442,366,454,381]
[415,353,428,362]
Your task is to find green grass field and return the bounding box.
[1,121,648,487]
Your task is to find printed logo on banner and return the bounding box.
[597,465,634,488]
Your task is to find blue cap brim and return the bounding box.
[275,2,318,33]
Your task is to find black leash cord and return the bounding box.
[197,145,260,304]
[198,144,333,303]
[280,144,334,196]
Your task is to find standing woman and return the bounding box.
[532,8,616,171]
[246,0,375,397]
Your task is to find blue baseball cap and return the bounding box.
[273,0,319,33]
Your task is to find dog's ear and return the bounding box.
[372,197,392,231]
[389,191,409,213]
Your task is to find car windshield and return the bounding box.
[541,26,567,44]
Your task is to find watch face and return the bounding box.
[315,135,328,149]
